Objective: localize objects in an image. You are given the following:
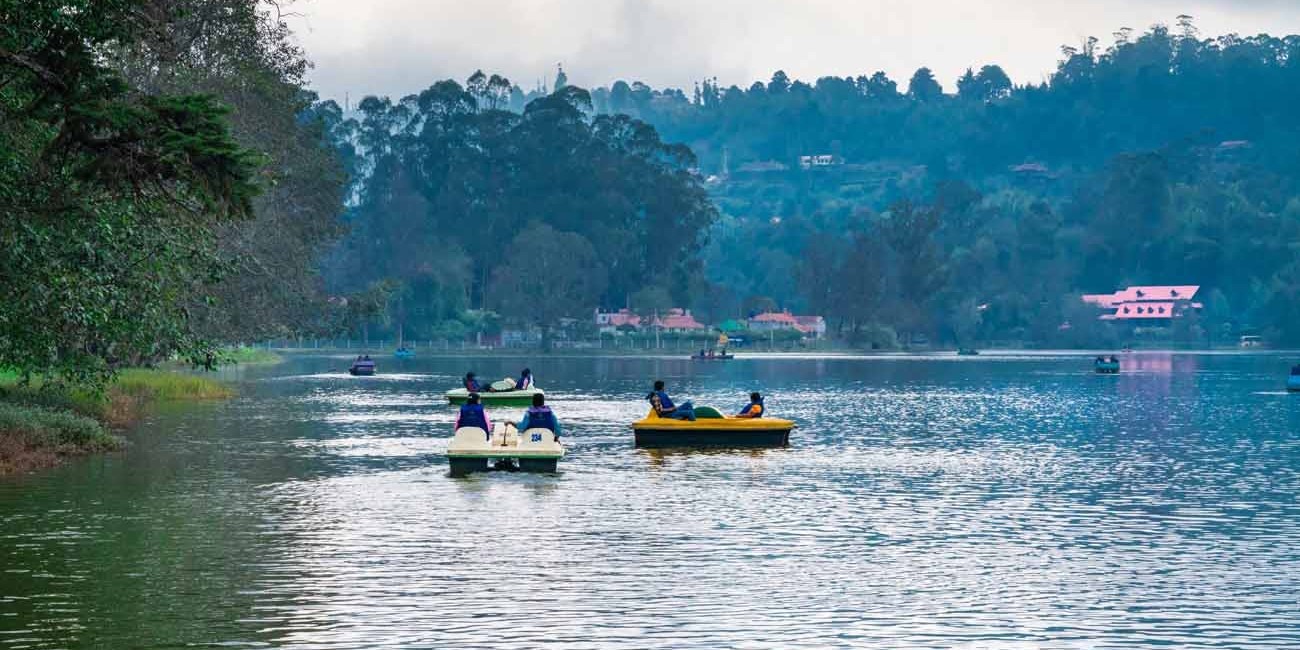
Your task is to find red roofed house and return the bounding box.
[794,316,827,340]
[1081,285,1203,323]
[652,308,706,333]
[595,308,641,333]
[748,311,827,339]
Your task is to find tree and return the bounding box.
[907,67,943,101]
[489,224,607,349]
[1,0,262,384]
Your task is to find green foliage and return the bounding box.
[584,19,1300,346]
[0,402,120,453]
[322,78,717,340]
[489,224,607,347]
[1,0,270,386]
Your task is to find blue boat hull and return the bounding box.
[1288,376,1300,392]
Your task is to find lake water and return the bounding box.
[3,351,1300,649]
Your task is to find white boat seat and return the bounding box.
[518,428,563,453]
[449,427,491,454]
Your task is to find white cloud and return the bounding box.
[287,0,1300,102]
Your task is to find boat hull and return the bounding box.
[633,427,791,449]
[447,456,560,476]
[1288,377,1300,392]
[445,387,543,406]
[1095,364,1120,374]
[349,367,375,376]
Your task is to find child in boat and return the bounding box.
[456,393,492,440]
[464,372,487,392]
[517,393,561,441]
[516,368,533,391]
[648,380,695,421]
[736,392,764,418]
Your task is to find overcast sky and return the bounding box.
[287,0,1300,103]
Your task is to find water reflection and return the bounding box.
[2,352,1300,648]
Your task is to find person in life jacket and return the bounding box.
[456,393,492,440]
[647,380,695,421]
[516,368,533,391]
[736,392,764,418]
[517,393,561,440]
[464,372,484,392]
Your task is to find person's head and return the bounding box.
[532,393,545,407]
[466,372,475,380]
[653,380,665,391]
[750,392,762,403]
[521,368,531,377]
[467,392,480,405]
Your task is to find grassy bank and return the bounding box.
[0,369,233,476]
[222,346,282,365]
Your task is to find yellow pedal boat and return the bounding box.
[631,406,794,449]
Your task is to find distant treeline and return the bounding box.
[565,19,1300,346]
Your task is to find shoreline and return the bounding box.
[0,369,235,477]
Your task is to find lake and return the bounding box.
[3,351,1300,649]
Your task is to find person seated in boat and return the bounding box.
[699,349,706,359]
[455,393,492,439]
[648,380,695,421]
[363,354,371,361]
[1292,364,1300,376]
[464,372,488,392]
[517,393,562,441]
[515,368,533,391]
[1108,355,1119,364]
[736,392,764,418]
[1094,356,1105,365]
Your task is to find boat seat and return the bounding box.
[518,428,563,453]
[449,427,491,453]
[693,406,726,419]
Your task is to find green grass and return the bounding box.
[221,346,282,365]
[0,367,232,474]
[0,402,124,475]
[112,369,235,401]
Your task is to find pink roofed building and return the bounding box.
[595,308,642,333]
[1081,285,1204,322]
[652,308,706,332]
[748,311,827,339]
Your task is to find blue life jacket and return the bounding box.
[517,374,532,389]
[524,406,556,432]
[458,404,489,431]
[650,390,675,411]
[739,399,764,418]
[465,378,481,391]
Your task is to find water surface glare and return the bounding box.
[3,352,1300,648]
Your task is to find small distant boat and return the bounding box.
[1288,366,1300,392]
[690,352,734,360]
[631,406,794,449]
[445,386,544,407]
[957,348,980,356]
[1095,358,1121,374]
[394,347,415,359]
[447,423,563,476]
[349,358,376,376]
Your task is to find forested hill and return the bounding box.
[323,20,1300,348]
[571,21,1300,346]
[591,21,1300,182]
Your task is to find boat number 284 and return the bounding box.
[531,433,542,442]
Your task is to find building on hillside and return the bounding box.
[595,308,642,333]
[652,308,706,333]
[794,315,827,339]
[1081,285,1203,323]
[747,311,826,339]
[748,311,798,331]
